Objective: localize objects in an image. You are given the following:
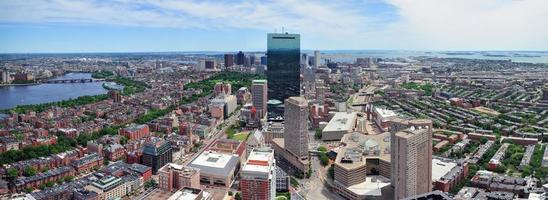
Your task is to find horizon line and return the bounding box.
[1,49,548,55]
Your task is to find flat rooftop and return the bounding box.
[336,132,391,169]
[346,175,391,196]
[188,151,239,177]
[323,112,357,133]
[242,149,274,174]
[374,107,397,119]
[432,158,457,181]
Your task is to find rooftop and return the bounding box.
[168,187,209,200]
[242,148,274,175]
[323,112,357,133]
[345,175,391,196]
[432,158,458,181]
[374,107,397,119]
[188,151,239,177]
[336,132,391,169]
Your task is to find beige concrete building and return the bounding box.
[271,138,310,176]
[390,119,433,200]
[321,112,357,141]
[158,163,200,192]
[332,132,392,200]
[284,96,309,159]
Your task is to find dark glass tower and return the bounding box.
[266,33,301,119]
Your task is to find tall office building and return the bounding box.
[251,80,268,118]
[260,56,267,65]
[240,147,276,200]
[266,33,301,118]
[391,119,433,199]
[314,50,320,68]
[224,54,234,68]
[249,55,256,67]
[284,96,309,159]
[142,137,173,174]
[301,54,309,67]
[236,51,245,65]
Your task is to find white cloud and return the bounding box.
[384,0,548,50]
[0,0,546,50]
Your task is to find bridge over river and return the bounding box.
[42,78,106,84]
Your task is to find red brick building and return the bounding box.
[71,153,104,173]
[119,124,150,140]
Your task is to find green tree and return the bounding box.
[235,192,242,200]
[317,146,327,152]
[24,166,37,177]
[45,181,55,187]
[144,179,158,189]
[64,175,75,182]
[7,168,18,179]
[319,152,329,166]
[480,137,488,144]
[314,128,323,140]
[120,136,128,145]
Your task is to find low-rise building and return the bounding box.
[119,124,150,141]
[167,187,213,200]
[432,158,469,192]
[158,163,201,192]
[321,112,357,141]
[85,175,140,200]
[488,143,510,170]
[71,153,104,174]
[188,151,239,187]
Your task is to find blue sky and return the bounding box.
[0,0,547,53]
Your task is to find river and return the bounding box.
[0,73,110,110]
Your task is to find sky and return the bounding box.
[0,0,547,53]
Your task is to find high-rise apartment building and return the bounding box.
[1,70,9,84]
[224,54,234,68]
[391,119,433,199]
[266,33,301,118]
[284,96,309,158]
[142,137,173,174]
[251,80,268,118]
[240,147,276,200]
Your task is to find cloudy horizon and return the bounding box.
[1,0,547,53]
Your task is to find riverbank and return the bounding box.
[0,83,40,87]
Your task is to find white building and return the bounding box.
[322,112,357,141]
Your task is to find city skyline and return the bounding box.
[1,0,548,53]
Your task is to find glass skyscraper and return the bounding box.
[266,33,301,119]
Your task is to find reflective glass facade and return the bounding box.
[266,33,301,118]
